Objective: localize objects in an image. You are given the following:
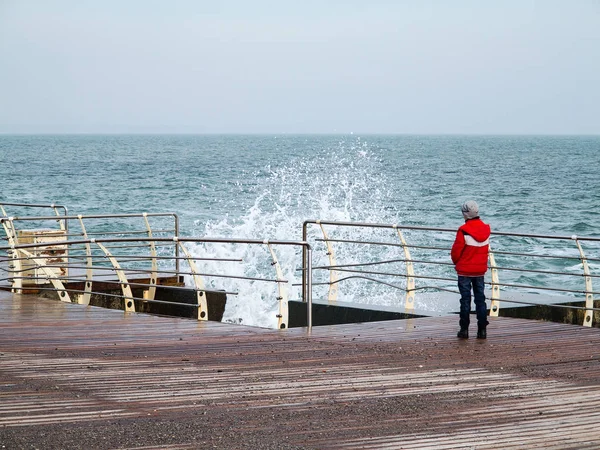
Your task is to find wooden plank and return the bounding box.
[2,291,600,448]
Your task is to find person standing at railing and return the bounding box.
[451,200,491,339]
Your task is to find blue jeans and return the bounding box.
[458,275,488,329]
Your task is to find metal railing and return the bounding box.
[1,212,181,285]
[2,202,598,330]
[0,236,313,330]
[303,220,600,327]
[1,202,313,330]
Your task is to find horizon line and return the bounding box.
[1,132,600,137]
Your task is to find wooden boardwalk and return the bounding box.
[2,291,600,449]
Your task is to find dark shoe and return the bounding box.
[457,328,469,339]
[477,327,487,339]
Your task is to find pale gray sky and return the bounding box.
[1,0,599,134]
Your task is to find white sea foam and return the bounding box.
[188,138,414,328]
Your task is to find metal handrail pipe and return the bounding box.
[10,259,282,283]
[409,286,600,313]
[482,295,600,312]
[314,239,452,255]
[314,258,455,270]
[304,219,600,242]
[314,239,456,255]
[78,278,239,296]
[315,238,407,248]
[491,266,600,278]
[329,267,456,284]
[311,258,410,269]
[492,230,600,242]
[21,262,287,284]
[15,285,236,306]
[6,263,155,274]
[102,244,154,250]
[102,254,242,262]
[411,286,460,295]
[0,255,142,264]
[84,229,176,236]
[29,253,240,263]
[406,244,454,252]
[0,236,310,249]
[315,238,453,253]
[1,212,177,222]
[315,260,599,278]
[314,239,600,263]
[487,249,595,261]
[485,281,600,296]
[2,276,239,296]
[294,278,600,314]
[304,219,456,233]
[60,231,176,239]
[0,202,68,211]
[313,275,406,291]
[4,265,114,275]
[319,266,599,295]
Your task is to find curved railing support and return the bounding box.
[174,238,208,321]
[317,221,338,304]
[393,225,415,310]
[266,241,289,329]
[95,241,135,312]
[573,236,594,327]
[489,250,500,317]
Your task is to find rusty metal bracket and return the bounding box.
[266,241,288,329]
[394,226,415,310]
[174,238,208,321]
[489,250,500,317]
[317,221,338,304]
[573,236,594,327]
[17,247,71,303]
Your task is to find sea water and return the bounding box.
[1,134,599,327]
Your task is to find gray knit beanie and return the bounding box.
[462,200,479,220]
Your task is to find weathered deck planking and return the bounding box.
[2,290,600,449]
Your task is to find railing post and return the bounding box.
[573,236,594,327]
[302,222,307,304]
[306,244,313,333]
[174,238,208,321]
[317,221,338,304]
[143,213,158,301]
[394,226,415,310]
[77,215,93,305]
[51,203,67,232]
[173,214,180,277]
[265,241,288,329]
[489,250,500,317]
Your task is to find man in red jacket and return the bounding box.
[451,200,491,339]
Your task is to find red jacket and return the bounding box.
[451,218,491,276]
